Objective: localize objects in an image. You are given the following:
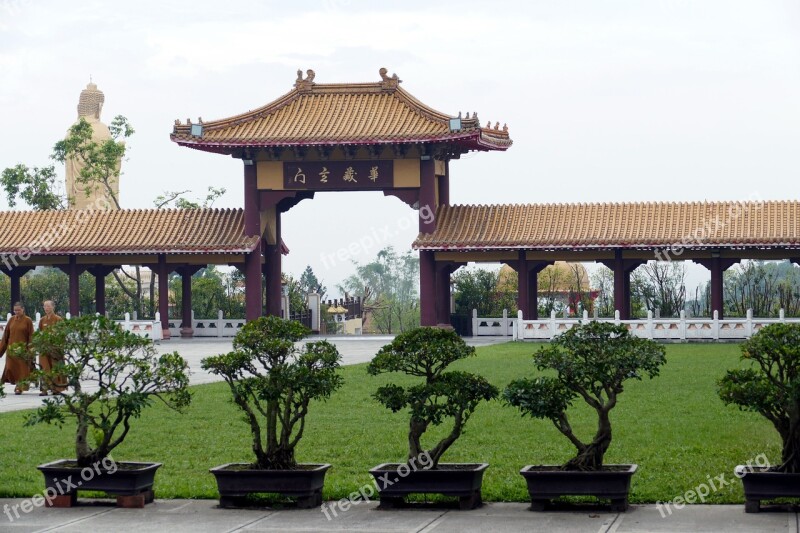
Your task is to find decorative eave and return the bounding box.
[170,68,512,155]
[413,202,800,252]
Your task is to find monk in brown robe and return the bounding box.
[38,300,66,396]
[0,302,35,394]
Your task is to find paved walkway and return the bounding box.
[0,336,510,413]
[0,500,796,532]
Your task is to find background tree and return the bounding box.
[52,116,133,209]
[631,262,687,317]
[339,247,420,333]
[298,265,327,300]
[1,164,67,210]
[591,266,615,317]
[452,268,500,317]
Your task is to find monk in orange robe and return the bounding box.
[0,302,35,394]
[38,300,66,396]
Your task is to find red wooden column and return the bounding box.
[420,251,436,327]
[1,267,32,313]
[600,251,643,320]
[437,160,450,206]
[68,255,81,317]
[264,212,282,317]
[517,252,530,319]
[694,256,738,319]
[157,254,171,340]
[243,163,263,322]
[245,246,262,321]
[418,159,438,327]
[435,262,454,325]
[515,253,551,320]
[88,266,116,316]
[179,265,203,338]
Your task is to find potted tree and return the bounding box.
[22,315,191,508]
[367,327,498,510]
[202,316,343,509]
[718,323,800,512]
[504,321,666,511]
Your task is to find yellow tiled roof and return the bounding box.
[171,68,511,152]
[0,208,260,255]
[413,201,800,250]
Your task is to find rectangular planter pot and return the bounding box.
[738,466,800,513]
[209,463,330,509]
[37,459,161,508]
[520,464,637,511]
[369,462,488,510]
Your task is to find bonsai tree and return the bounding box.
[201,316,343,470]
[504,321,666,470]
[21,315,191,467]
[367,327,498,468]
[718,323,800,473]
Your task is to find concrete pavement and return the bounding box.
[0,336,511,413]
[1,500,797,532]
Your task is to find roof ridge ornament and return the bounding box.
[379,67,401,90]
[294,69,316,92]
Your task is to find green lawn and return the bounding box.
[0,342,778,503]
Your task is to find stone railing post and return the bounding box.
[472,309,478,338]
[713,310,720,341]
[679,310,687,341]
[746,309,753,337]
[647,309,654,339]
[218,309,224,337]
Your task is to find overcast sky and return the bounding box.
[1,0,798,295]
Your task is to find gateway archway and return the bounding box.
[170,68,512,323]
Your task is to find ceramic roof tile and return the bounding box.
[413,202,800,250]
[0,208,259,255]
[171,69,511,152]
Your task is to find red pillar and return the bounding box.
[419,159,437,233]
[516,255,551,320]
[517,252,530,319]
[89,266,115,316]
[157,254,171,340]
[418,160,438,327]
[437,160,450,206]
[265,212,282,317]
[9,272,21,312]
[180,267,195,338]
[95,272,106,316]
[602,251,643,320]
[244,162,263,322]
[435,263,452,325]
[695,257,738,319]
[245,245,262,322]
[420,250,436,327]
[69,255,80,317]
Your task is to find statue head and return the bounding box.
[77,82,104,119]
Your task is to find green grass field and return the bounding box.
[0,342,778,503]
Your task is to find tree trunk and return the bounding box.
[564,409,612,471]
[779,416,800,473]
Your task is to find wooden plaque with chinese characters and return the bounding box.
[283,161,394,190]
